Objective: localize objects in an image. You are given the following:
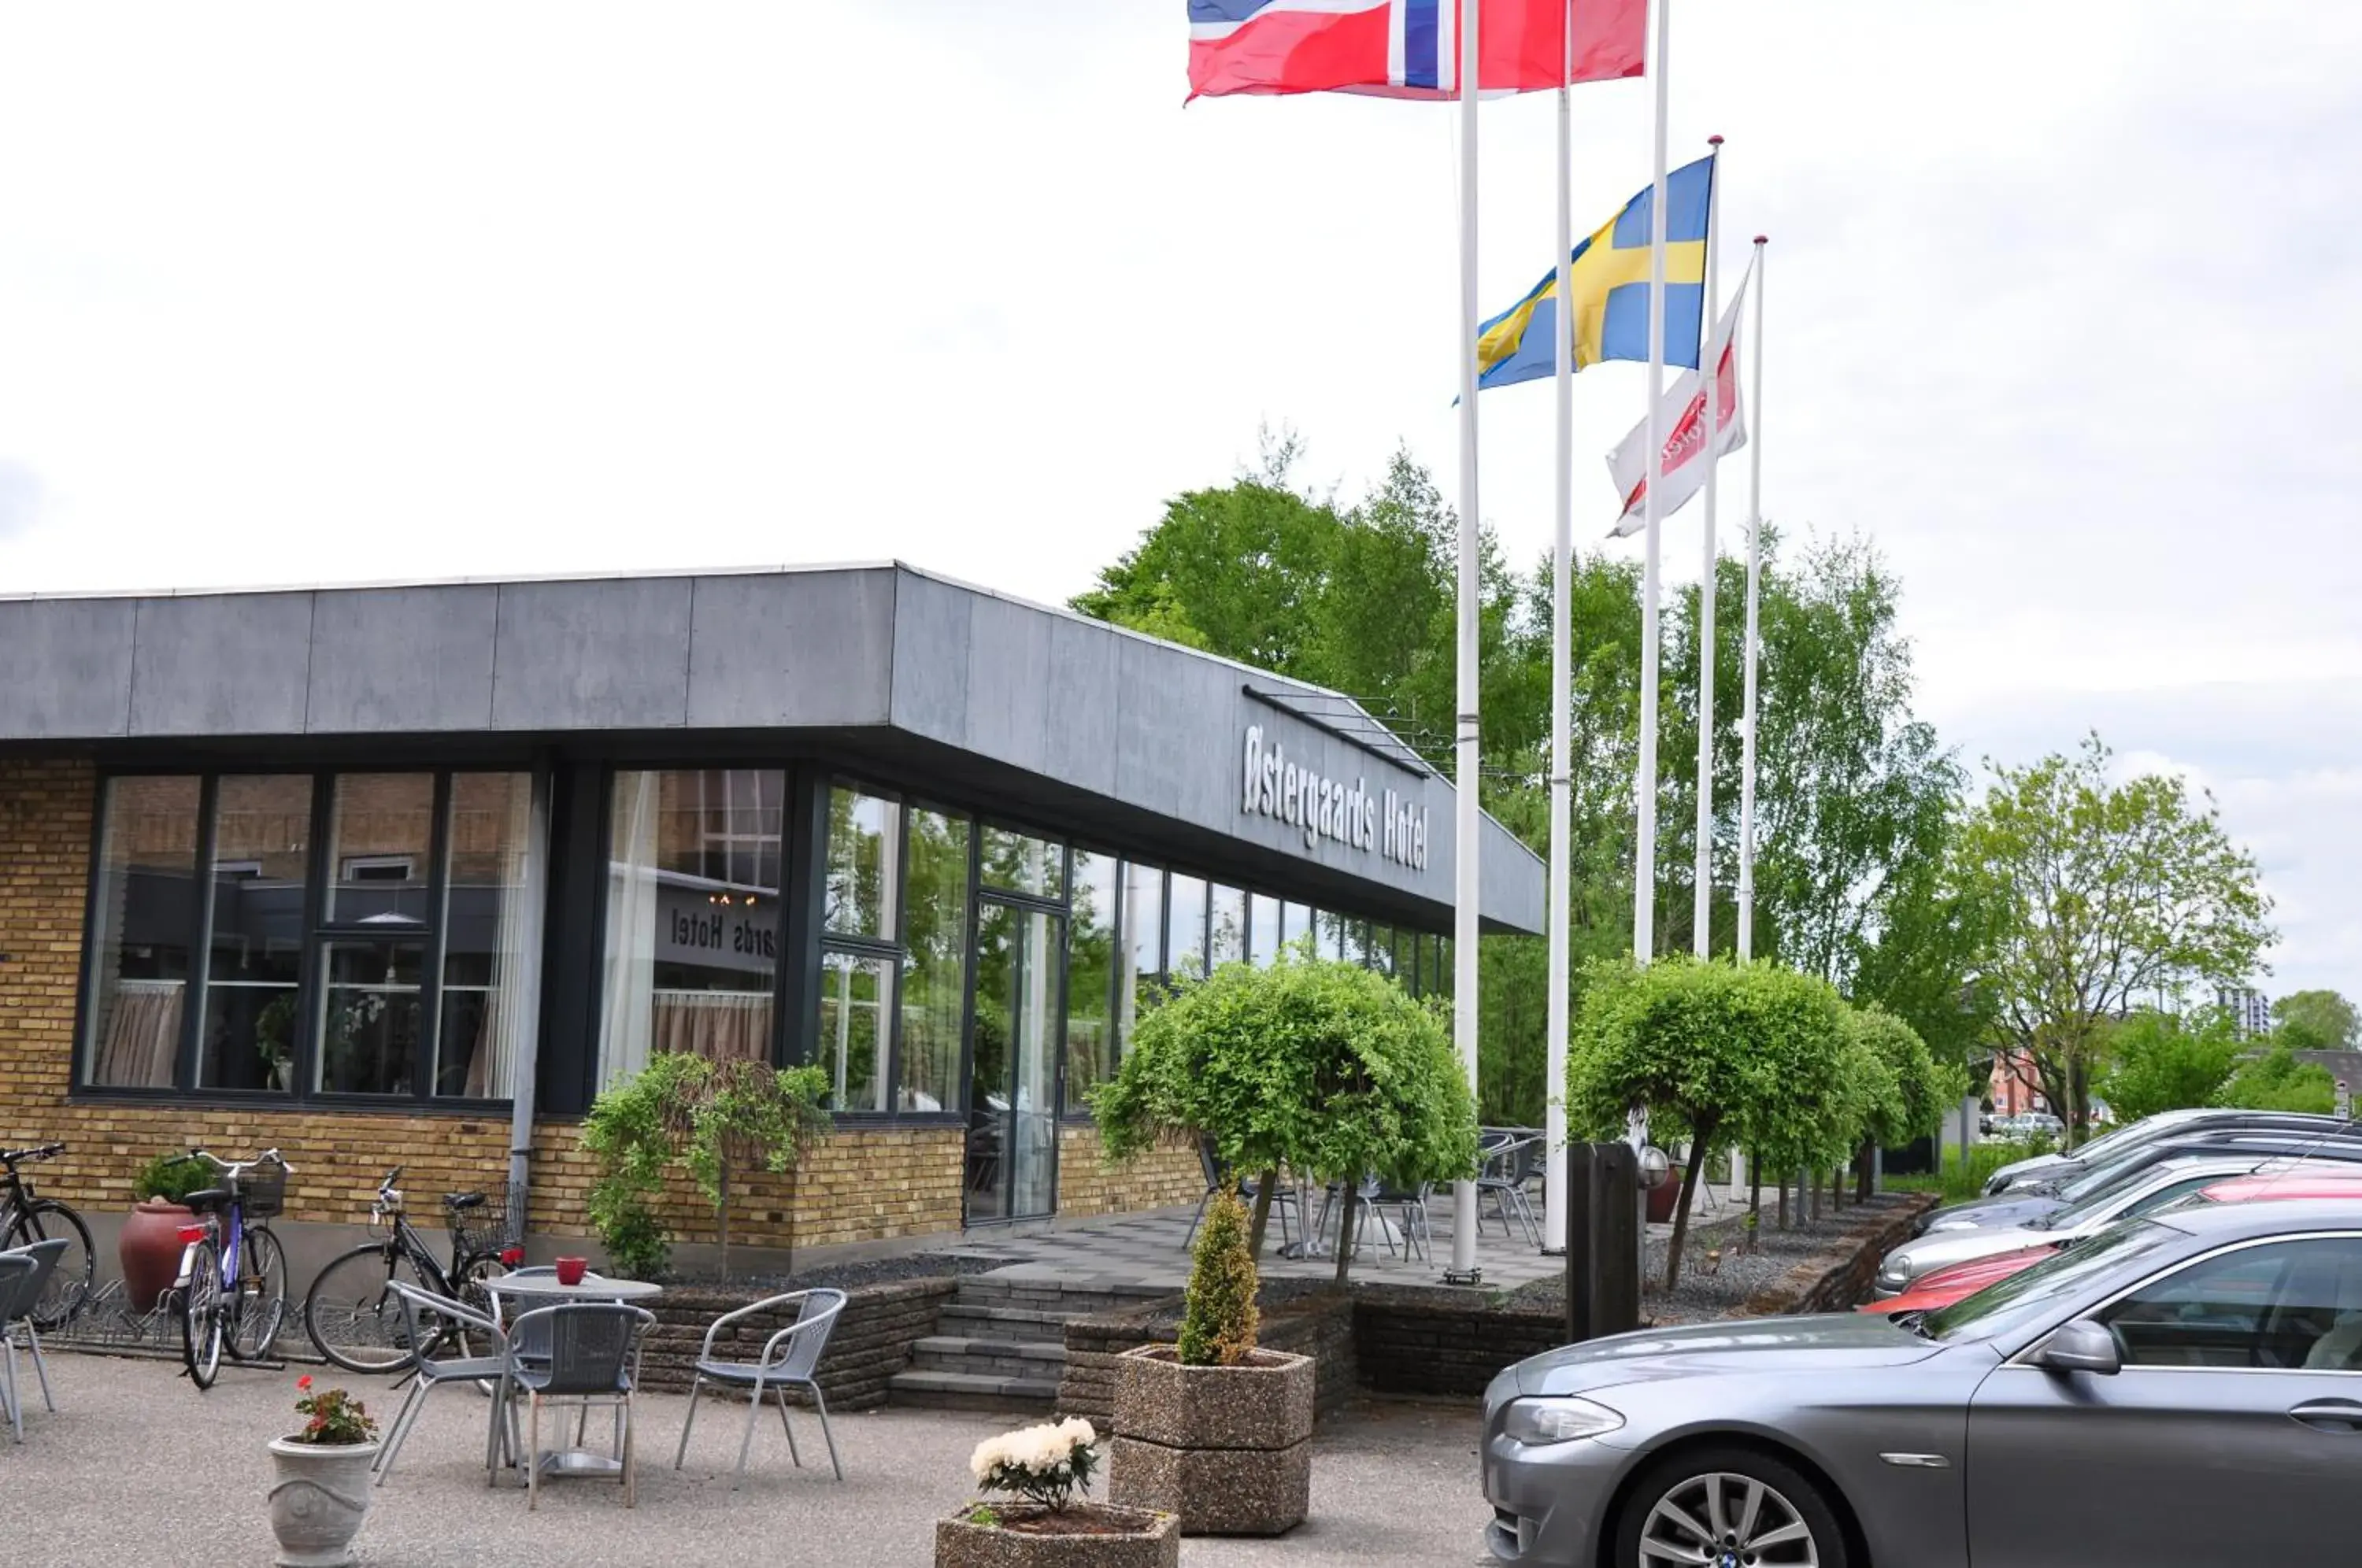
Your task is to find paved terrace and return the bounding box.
[0,1352,1493,1566]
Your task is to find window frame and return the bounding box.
[2005,1230,2362,1371]
[74,765,539,1114]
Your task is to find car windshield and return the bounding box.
[1923,1220,2179,1344]
[2029,1163,2212,1232]
[2054,1148,2154,1203]
[2072,1113,2194,1163]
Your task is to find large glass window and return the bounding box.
[818,950,892,1112]
[1209,885,1246,969]
[1168,875,1209,979]
[1064,851,1119,1113]
[1370,924,1398,978]
[83,775,202,1089]
[1281,901,1312,960]
[198,775,313,1093]
[1119,864,1164,1049]
[982,826,1064,901]
[825,787,900,940]
[899,808,970,1113]
[87,767,540,1104]
[435,772,536,1099]
[598,768,783,1088]
[1248,893,1281,967]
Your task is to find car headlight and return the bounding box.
[1501,1396,1625,1446]
[1877,1258,1912,1287]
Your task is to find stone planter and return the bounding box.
[1107,1346,1312,1537]
[265,1438,381,1568]
[935,1503,1179,1567]
[120,1199,196,1314]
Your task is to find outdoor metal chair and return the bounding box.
[1368,1182,1435,1263]
[0,1240,65,1442]
[1476,1136,1543,1248]
[372,1281,513,1488]
[1316,1176,1405,1259]
[1185,1135,1298,1252]
[504,1302,656,1510]
[674,1288,846,1489]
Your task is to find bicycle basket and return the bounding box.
[446,1182,509,1256]
[230,1159,288,1219]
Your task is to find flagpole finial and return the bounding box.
[1753,234,1768,246]
[1707,133,1723,146]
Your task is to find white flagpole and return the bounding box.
[1542,13,1575,1257]
[1449,0,1483,1280]
[1737,235,1767,961]
[1631,0,1672,972]
[1690,135,1722,958]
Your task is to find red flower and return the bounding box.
[297,1374,313,1391]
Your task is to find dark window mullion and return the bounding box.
[176,773,223,1092]
[294,771,334,1098]
[416,771,454,1104]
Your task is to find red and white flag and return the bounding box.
[1606,268,1749,537]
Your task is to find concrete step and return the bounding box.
[934,1304,1074,1341]
[887,1368,1061,1413]
[907,1336,1068,1380]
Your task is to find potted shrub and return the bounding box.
[1108,1185,1312,1537]
[266,1375,380,1568]
[121,1151,213,1313]
[936,1417,1176,1567]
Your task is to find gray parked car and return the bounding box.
[1482,1200,2362,1567]
[1921,1126,2362,1235]
[1979,1109,2349,1196]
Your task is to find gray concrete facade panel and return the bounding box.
[886,569,972,747]
[302,585,498,734]
[128,592,314,737]
[0,597,135,738]
[960,594,1053,777]
[490,576,694,731]
[1040,615,1118,798]
[1110,634,1186,822]
[687,569,894,729]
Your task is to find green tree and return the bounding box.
[1567,956,1853,1287]
[2096,1009,2244,1123]
[580,1053,832,1280]
[1949,734,2275,1145]
[2273,990,2360,1052]
[2218,1045,2338,1113]
[1093,950,1482,1284]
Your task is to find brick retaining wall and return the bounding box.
[1350,1287,1568,1399]
[635,1277,958,1409]
[1739,1193,1937,1316]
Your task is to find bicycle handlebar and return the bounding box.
[0,1142,64,1167]
[188,1147,298,1178]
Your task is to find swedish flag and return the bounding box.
[1477,156,1714,390]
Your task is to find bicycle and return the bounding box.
[302,1167,516,1375]
[0,1143,95,1332]
[172,1148,292,1390]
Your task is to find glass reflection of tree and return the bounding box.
[1064,853,1116,1110]
[898,810,970,1113]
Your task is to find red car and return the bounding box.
[1860,1167,2362,1316]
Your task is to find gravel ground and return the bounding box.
[2,1350,1495,1566]
[1504,1193,1914,1326]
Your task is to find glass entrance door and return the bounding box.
[966,897,1061,1222]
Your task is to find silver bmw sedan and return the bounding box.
[1482,1199,2362,1568]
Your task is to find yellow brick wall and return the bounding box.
[1057,1126,1201,1218]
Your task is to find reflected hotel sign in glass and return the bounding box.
[1239,725,1428,870]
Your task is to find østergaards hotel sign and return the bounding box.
[1240,725,1429,870]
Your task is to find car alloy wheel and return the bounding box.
[1639,1470,1822,1568]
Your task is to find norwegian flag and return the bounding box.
[1607,272,1749,536]
[1186,1,1646,102]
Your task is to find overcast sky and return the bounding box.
[1,3,2355,996]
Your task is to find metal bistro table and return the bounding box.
[483,1273,664,1481]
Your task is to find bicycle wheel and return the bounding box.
[6,1198,95,1332]
[303,1244,424,1374]
[229,1226,287,1361]
[181,1239,225,1390]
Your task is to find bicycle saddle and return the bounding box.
[181,1188,231,1212]
[443,1191,487,1210]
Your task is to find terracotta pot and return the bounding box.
[266,1437,380,1568]
[935,1503,1178,1568]
[1646,1179,1685,1226]
[120,1200,196,1313]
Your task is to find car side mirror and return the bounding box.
[2038,1320,2121,1377]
